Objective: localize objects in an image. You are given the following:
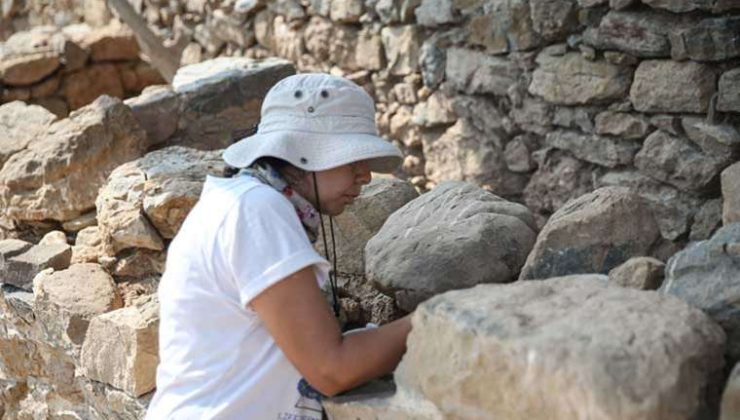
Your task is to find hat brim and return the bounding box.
[222,130,403,173]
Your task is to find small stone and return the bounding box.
[61,211,98,233]
[608,256,665,290]
[546,129,641,168]
[690,199,723,242]
[504,135,536,173]
[39,231,67,246]
[412,91,456,128]
[723,162,740,226]
[0,244,72,290]
[595,111,651,139]
[718,68,740,113]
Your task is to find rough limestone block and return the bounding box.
[520,187,662,280]
[81,296,159,397]
[33,263,123,351]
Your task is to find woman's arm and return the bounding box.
[251,266,412,397]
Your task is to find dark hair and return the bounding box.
[224,156,300,179]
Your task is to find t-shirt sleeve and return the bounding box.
[218,186,330,308]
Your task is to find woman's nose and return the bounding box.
[353,161,372,185]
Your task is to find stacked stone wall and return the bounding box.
[127,0,740,245]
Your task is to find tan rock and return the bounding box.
[0,101,57,168]
[0,28,63,86]
[355,28,385,71]
[272,15,304,63]
[62,64,125,110]
[1,244,72,291]
[392,276,725,420]
[412,91,456,128]
[33,263,123,350]
[39,231,67,246]
[82,22,139,62]
[381,25,421,76]
[0,96,145,225]
[61,211,97,233]
[80,296,159,397]
[112,250,165,278]
[330,0,364,22]
[723,162,740,226]
[71,226,104,264]
[630,60,716,113]
[608,256,665,290]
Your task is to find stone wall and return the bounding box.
[0,20,165,118]
[129,0,740,244]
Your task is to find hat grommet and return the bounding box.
[300,157,308,164]
[320,90,329,98]
[307,106,315,113]
[294,90,303,99]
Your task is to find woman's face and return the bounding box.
[294,160,372,216]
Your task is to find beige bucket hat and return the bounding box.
[223,73,403,173]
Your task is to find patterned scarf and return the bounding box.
[239,163,321,243]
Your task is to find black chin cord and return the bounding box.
[312,172,341,318]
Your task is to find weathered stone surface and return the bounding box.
[722,362,740,420]
[0,28,63,86]
[504,134,537,173]
[520,187,662,280]
[0,239,33,261]
[80,295,159,397]
[546,129,641,168]
[608,256,665,290]
[62,64,125,110]
[380,25,421,76]
[718,68,740,113]
[71,226,104,264]
[635,130,727,193]
[330,0,363,22]
[529,0,578,42]
[81,21,139,62]
[423,118,528,197]
[661,223,740,363]
[0,101,57,169]
[82,379,153,420]
[366,181,537,311]
[394,276,725,420]
[552,106,596,133]
[33,263,122,351]
[529,52,631,105]
[523,149,595,221]
[39,231,67,246]
[723,163,740,226]
[595,169,704,241]
[169,57,294,151]
[468,0,539,54]
[97,147,224,255]
[124,85,179,149]
[642,0,737,13]
[355,28,385,71]
[374,0,421,24]
[111,250,165,278]
[412,91,456,128]
[671,17,740,62]
[595,111,651,140]
[681,117,740,163]
[691,199,723,242]
[582,11,674,58]
[317,178,418,275]
[61,211,97,233]
[415,0,456,27]
[446,48,520,96]
[0,244,72,290]
[630,60,716,113]
[0,96,146,223]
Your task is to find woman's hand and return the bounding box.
[251,266,412,396]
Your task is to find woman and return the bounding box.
[145,73,412,419]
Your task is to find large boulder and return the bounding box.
[366,181,537,311]
[0,95,146,223]
[661,223,740,363]
[520,187,662,280]
[96,146,226,256]
[327,276,725,419]
[80,295,159,397]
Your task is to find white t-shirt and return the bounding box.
[145,175,330,420]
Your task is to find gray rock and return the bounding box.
[691,199,723,242]
[374,0,421,24]
[0,101,57,169]
[523,148,595,220]
[124,85,180,149]
[504,135,537,173]
[0,244,72,290]
[582,11,673,58]
[529,0,578,42]
[630,60,716,114]
[608,256,665,290]
[529,52,631,105]
[545,129,641,168]
[681,117,740,163]
[649,114,682,136]
[670,16,740,62]
[723,162,740,226]
[635,130,727,193]
[718,68,740,113]
[642,0,732,13]
[595,169,704,241]
[467,0,540,53]
[595,111,652,140]
[366,181,537,311]
[552,106,596,133]
[395,276,725,420]
[415,0,455,27]
[661,223,740,363]
[446,48,520,96]
[520,187,662,280]
[0,239,33,261]
[330,0,364,22]
[419,40,446,89]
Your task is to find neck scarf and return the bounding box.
[239,163,321,243]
